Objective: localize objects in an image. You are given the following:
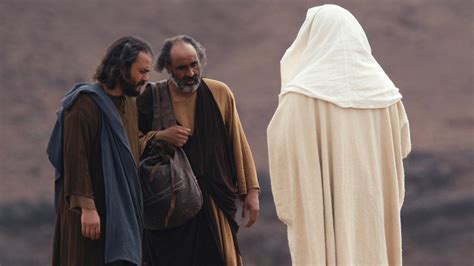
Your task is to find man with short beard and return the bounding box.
[47,36,152,266]
[137,35,260,266]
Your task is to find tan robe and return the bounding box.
[139,78,259,265]
[267,92,411,265]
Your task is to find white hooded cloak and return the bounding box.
[268,4,411,265]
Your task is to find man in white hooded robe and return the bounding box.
[267,4,411,266]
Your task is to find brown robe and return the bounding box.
[137,78,259,266]
[52,92,140,266]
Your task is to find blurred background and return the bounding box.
[0,0,473,265]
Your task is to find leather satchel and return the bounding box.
[139,81,202,230]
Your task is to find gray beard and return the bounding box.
[171,75,201,93]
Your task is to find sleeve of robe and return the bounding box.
[399,101,411,159]
[204,78,260,196]
[397,100,411,206]
[63,95,99,211]
[266,93,303,225]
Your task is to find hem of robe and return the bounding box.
[209,197,243,266]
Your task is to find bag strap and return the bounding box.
[150,80,177,130]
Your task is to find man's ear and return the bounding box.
[165,64,171,74]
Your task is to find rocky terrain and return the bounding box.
[0,0,472,265]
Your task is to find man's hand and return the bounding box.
[156,126,191,147]
[242,188,260,228]
[81,208,100,240]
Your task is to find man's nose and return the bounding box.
[186,67,194,77]
[143,74,149,81]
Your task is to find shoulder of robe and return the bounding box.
[68,93,100,117]
[397,100,407,113]
[137,82,153,102]
[203,77,235,101]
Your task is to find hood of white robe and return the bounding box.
[280,4,402,108]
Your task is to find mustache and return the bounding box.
[183,75,200,84]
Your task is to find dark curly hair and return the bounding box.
[155,35,207,73]
[93,36,152,89]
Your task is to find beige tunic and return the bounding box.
[267,92,411,265]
